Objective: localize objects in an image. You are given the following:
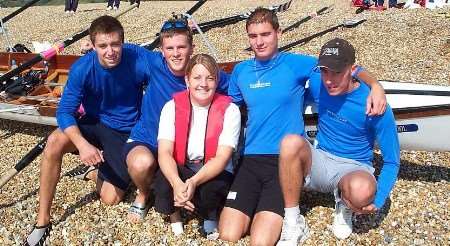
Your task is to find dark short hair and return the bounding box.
[89,15,124,44]
[246,7,280,31]
[159,18,193,46]
[185,54,219,82]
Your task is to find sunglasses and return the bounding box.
[160,20,188,32]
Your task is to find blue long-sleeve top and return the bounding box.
[128,51,229,148]
[309,76,400,208]
[57,44,150,132]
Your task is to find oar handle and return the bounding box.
[0,169,18,189]
[14,137,48,172]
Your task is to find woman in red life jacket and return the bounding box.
[153,54,241,239]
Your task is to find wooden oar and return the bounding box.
[0,136,48,189]
[0,3,138,85]
[279,18,367,52]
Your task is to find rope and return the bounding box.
[183,13,219,61]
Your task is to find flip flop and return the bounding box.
[64,164,97,181]
[128,201,150,222]
[23,223,52,246]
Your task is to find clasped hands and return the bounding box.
[173,178,197,212]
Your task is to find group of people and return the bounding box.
[24,7,400,246]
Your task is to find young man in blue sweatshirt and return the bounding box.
[123,18,228,230]
[218,8,387,246]
[277,38,400,245]
[25,16,152,245]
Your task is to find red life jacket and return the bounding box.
[173,90,231,165]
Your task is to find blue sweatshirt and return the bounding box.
[128,52,229,148]
[312,78,400,208]
[228,52,320,154]
[57,44,151,132]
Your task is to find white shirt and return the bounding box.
[158,99,241,173]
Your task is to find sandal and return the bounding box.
[23,223,52,246]
[128,201,150,222]
[64,164,97,181]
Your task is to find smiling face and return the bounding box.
[93,32,123,69]
[320,65,355,96]
[247,22,281,61]
[185,63,217,107]
[161,33,193,76]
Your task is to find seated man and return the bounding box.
[154,54,240,238]
[24,16,151,245]
[277,38,400,245]
[123,18,228,223]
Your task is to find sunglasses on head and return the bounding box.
[160,20,188,32]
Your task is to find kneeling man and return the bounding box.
[278,38,400,245]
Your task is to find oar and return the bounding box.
[279,18,367,52]
[1,0,43,24]
[282,5,332,33]
[142,0,293,50]
[141,0,208,50]
[195,0,293,33]
[0,136,48,189]
[0,3,138,85]
[244,5,333,51]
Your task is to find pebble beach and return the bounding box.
[0,0,449,245]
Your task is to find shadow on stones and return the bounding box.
[353,198,392,234]
[0,188,39,209]
[55,191,99,226]
[79,8,104,12]
[373,153,449,183]
[0,119,54,137]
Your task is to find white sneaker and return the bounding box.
[106,6,112,10]
[277,214,309,246]
[113,6,118,10]
[170,222,184,236]
[332,201,353,239]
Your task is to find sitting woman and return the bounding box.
[154,54,241,239]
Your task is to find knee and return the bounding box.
[99,192,123,205]
[343,174,376,207]
[219,228,242,243]
[280,135,308,156]
[44,131,67,156]
[127,152,156,173]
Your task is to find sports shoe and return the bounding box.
[106,6,112,10]
[332,201,353,239]
[277,214,309,246]
[23,223,52,246]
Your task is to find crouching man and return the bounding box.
[154,54,240,238]
[277,38,400,245]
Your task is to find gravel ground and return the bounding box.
[0,0,449,245]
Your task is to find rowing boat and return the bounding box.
[1,53,449,151]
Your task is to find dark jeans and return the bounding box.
[107,0,120,8]
[377,0,397,7]
[153,165,233,220]
[65,0,78,11]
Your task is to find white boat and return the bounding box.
[305,80,450,152]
